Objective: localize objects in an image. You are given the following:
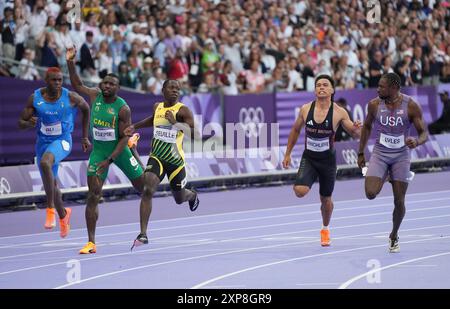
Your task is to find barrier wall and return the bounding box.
[1,77,449,201]
[1,133,449,198]
[1,77,443,165]
[0,77,221,164]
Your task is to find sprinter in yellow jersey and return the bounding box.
[125,79,199,249]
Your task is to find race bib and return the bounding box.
[189,64,199,75]
[306,137,330,152]
[154,127,178,143]
[40,122,62,136]
[93,127,116,141]
[379,133,405,149]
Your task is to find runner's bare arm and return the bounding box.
[18,94,37,129]
[357,99,377,168]
[407,99,428,148]
[338,105,362,139]
[66,46,100,102]
[173,106,200,139]
[285,104,307,157]
[358,100,377,154]
[124,103,157,136]
[283,104,307,169]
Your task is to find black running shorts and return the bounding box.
[294,152,337,197]
[145,156,187,191]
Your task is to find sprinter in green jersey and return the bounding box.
[67,47,145,254]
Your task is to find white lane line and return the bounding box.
[1,198,449,250]
[2,200,450,260]
[0,216,439,261]
[2,211,450,264]
[54,235,450,289]
[295,283,341,286]
[190,236,450,289]
[1,220,448,281]
[338,252,450,289]
[204,285,247,288]
[1,189,449,240]
[395,265,437,267]
[213,220,450,244]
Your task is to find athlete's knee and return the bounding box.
[293,186,309,198]
[365,189,378,200]
[320,196,333,207]
[87,191,101,205]
[142,184,156,200]
[39,158,53,171]
[174,195,184,204]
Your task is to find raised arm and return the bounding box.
[357,100,377,168]
[283,104,307,169]
[69,91,91,152]
[406,99,428,148]
[18,94,37,130]
[66,47,99,102]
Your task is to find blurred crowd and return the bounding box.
[1,0,450,95]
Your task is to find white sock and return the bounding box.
[322,225,329,230]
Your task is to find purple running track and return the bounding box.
[0,171,449,289]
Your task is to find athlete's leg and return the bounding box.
[317,154,336,227]
[293,186,310,197]
[168,165,198,210]
[390,180,408,241]
[80,150,109,253]
[116,147,145,193]
[320,195,334,227]
[172,189,196,204]
[40,138,72,219]
[365,152,389,200]
[319,194,333,246]
[41,151,71,220]
[131,157,164,249]
[54,180,63,211]
[40,153,62,214]
[388,154,411,242]
[365,176,384,200]
[317,155,336,247]
[85,175,104,244]
[139,171,161,235]
[293,155,317,198]
[130,173,145,193]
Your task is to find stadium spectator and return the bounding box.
[428,91,450,135]
[18,49,40,80]
[0,0,448,94]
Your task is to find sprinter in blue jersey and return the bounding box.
[19,67,90,238]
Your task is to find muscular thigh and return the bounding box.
[295,155,318,189]
[316,158,337,197]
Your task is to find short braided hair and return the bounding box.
[381,72,401,90]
